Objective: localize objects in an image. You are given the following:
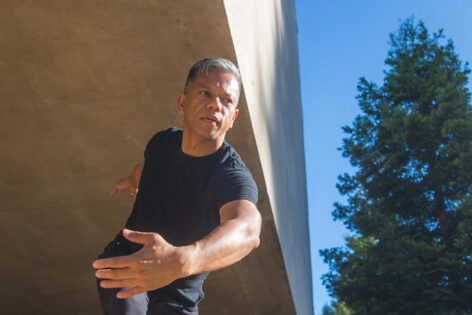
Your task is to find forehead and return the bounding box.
[192,69,240,96]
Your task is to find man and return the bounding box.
[93,58,261,315]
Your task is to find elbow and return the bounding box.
[252,235,260,249]
[249,211,262,250]
[246,230,260,251]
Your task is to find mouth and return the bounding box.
[201,116,218,124]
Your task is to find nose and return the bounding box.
[207,96,222,112]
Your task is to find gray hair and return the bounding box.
[185,58,242,92]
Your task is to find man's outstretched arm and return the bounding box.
[93,199,261,299]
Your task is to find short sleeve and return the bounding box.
[213,168,258,211]
[144,131,163,161]
[144,127,180,161]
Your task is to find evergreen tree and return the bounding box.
[320,18,472,315]
[322,302,352,315]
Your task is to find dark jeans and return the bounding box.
[96,235,199,315]
[96,279,199,315]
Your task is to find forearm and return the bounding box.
[129,162,144,187]
[180,201,261,276]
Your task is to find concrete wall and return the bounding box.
[224,1,313,314]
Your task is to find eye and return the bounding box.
[200,90,210,96]
[224,98,233,104]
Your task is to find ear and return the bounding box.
[177,93,186,114]
[229,109,239,128]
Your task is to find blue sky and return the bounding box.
[294,1,472,313]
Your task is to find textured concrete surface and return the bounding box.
[0,1,309,314]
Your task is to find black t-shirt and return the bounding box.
[117,127,258,307]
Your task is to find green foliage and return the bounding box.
[322,302,353,315]
[320,18,472,315]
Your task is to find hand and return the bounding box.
[110,177,138,200]
[93,229,193,299]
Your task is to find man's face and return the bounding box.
[178,69,240,142]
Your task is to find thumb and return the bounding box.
[110,185,118,195]
[122,229,159,245]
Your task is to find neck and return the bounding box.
[181,130,225,157]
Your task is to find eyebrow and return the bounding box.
[196,83,236,99]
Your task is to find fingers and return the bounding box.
[110,178,134,195]
[117,286,147,299]
[99,278,136,289]
[92,230,161,269]
[95,268,133,280]
[131,188,138,200]
[110,179,138,200]
[110,183,119,195]
[122,229,161,246]
[93,255,133,269]
[110,180,126,195]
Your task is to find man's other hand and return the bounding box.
[110,162,144,200]
[110,177,138,200]
[93,229,193,299]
